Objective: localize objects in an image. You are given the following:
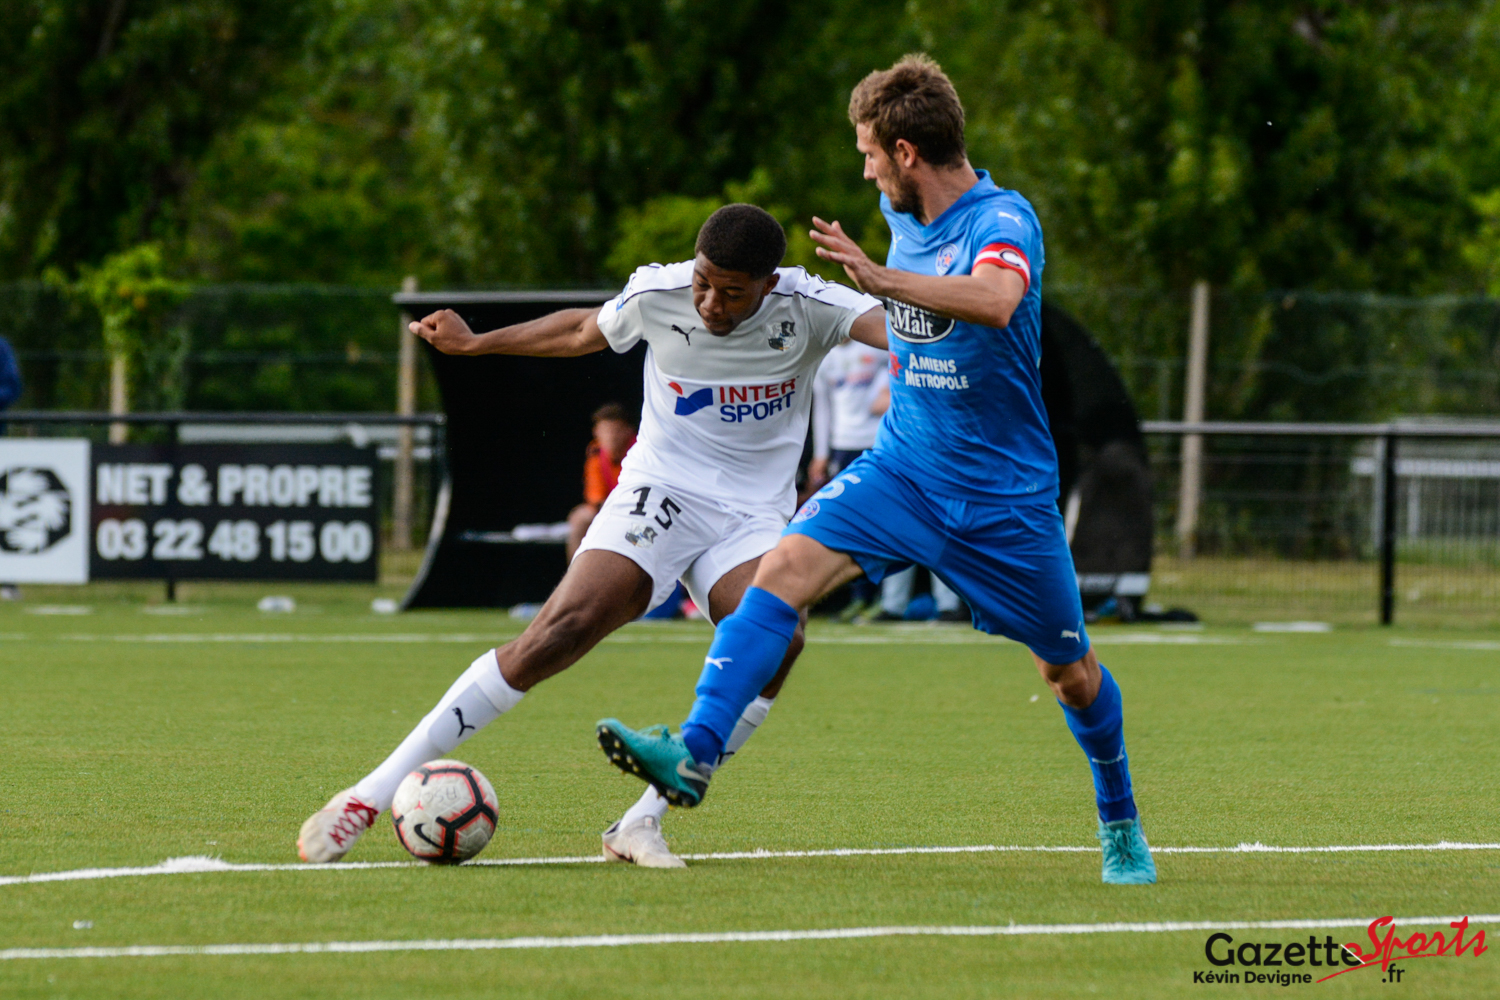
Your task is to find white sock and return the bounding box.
[618,786,670,827]
[352,650,523,812]
[714,695,775,771]
[615,696,777,829]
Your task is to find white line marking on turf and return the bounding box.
[4,915,1496,961]
[5,841,1497,888]
[1390,639,1500,652]
[3,631,1249,646]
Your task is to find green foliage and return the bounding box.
[55,243,190,411]
[4,1,1500,423]
[603,170,847,282]
[11,0,1499,299]
[1463,189,1500,296]
[0,0,310,276]
[67,244,185,360]
[0,281,420,414]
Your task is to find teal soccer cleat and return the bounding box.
[1098,817,1157,884]
[596,719,712,807]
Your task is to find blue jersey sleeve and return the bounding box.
[969,206,1038,293]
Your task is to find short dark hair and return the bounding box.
[848,53,966,168]
[591,402,634,428]
[694,204,786,279]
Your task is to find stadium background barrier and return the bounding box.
[1141,420,1500,627]
[5,412,1497,627]
[2,411,445,599]
[6,281,1496,427]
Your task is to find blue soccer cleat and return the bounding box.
[1098,817,1157,884]
[596,719,712,808]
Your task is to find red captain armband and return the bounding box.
[973,243,1031,290]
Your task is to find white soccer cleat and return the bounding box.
[297,788,380,863]
[601,814,687,869]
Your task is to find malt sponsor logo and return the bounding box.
[885,299,954,343]
[1193,916,1486,985]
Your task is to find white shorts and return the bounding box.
[575,474,786,614]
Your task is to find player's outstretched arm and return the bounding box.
[847,305,888,350]
[810,218,1026,329]
[410,307,608,358]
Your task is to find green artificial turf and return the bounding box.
[1,583,1497,998]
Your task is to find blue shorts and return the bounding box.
[785,453,1089,663]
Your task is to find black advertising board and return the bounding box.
[90,444,379,581]
[393,290,640,608]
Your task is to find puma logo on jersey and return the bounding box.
[671,324,695,345]
[452,706,477,737]
[1061,628,1081,641]
[704,656,733,670]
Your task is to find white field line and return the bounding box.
[1390,638,1500,652]
[0,631,1247,646]
[4,914,1498,961]
[4,841,1498,889]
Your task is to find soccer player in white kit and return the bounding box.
[297,205,885,867]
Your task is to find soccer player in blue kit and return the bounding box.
[597,54,1156,884]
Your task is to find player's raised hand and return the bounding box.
[410,309,477,356]
[810,217,885,294]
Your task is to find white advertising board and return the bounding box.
[0,439,91,583]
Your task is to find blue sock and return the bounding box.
[681,587,798,765]
[1058,664,1138,823]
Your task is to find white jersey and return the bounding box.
[812,339,890,457]
[596,261,880,517]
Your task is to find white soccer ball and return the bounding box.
[391,759,499,864]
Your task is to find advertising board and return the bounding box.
[90,444,379,582]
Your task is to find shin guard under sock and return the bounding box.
[1058,664,1138,822]
[681,588,797,765]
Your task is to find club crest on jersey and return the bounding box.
[624,524,658,548]
[934,243,959,276]
[885,298,956,344]
[768,320,797,351]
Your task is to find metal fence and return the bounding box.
[1144,421,1500,627]
[6,411,1498,625]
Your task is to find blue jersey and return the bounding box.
[871,171,1056,504]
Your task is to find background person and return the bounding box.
[0,334,21,601]
[808,339,887,619]
[566,402,637,562]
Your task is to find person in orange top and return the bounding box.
[566,402,637,561]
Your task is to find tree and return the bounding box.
[0,0,310,276]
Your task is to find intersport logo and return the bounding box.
[667,379,799,423]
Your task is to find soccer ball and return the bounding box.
[391,760,499,864]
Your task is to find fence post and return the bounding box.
[392,276,419,551]
[1379,431,1398,625]
[1175,280,1210,559]
[108,354,129,444]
